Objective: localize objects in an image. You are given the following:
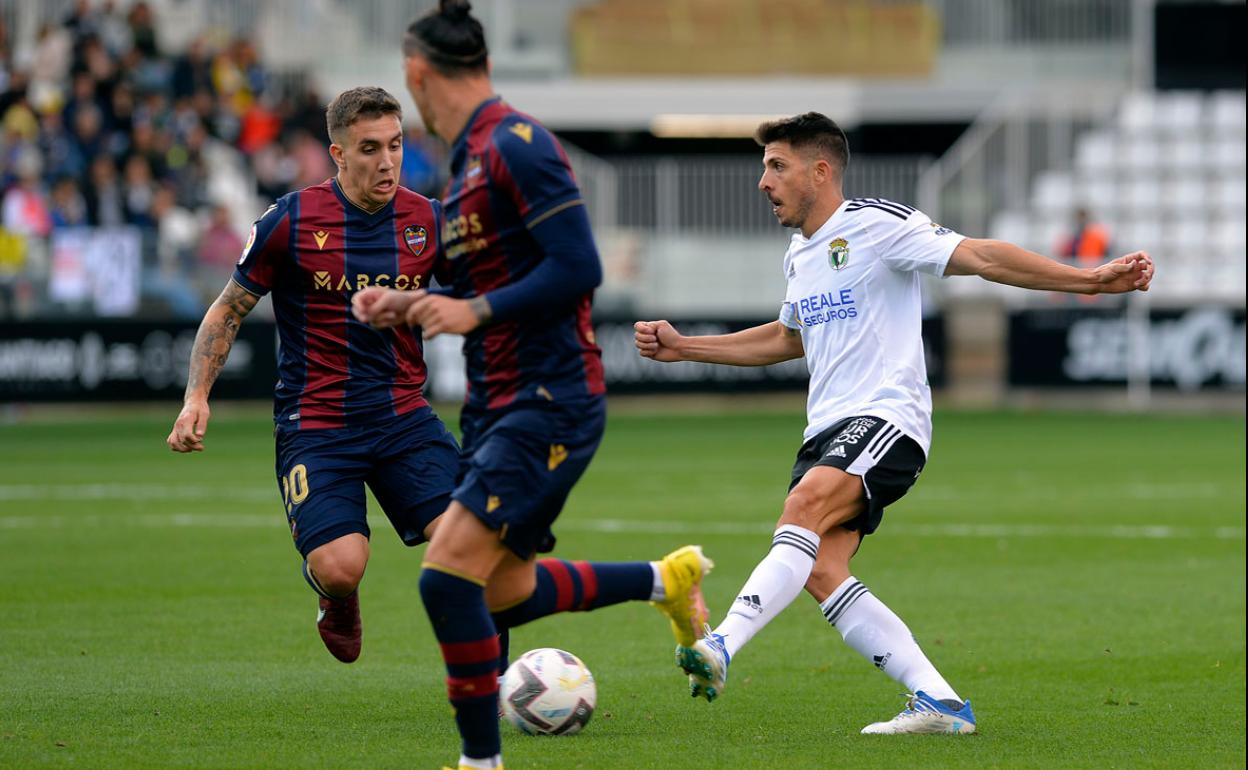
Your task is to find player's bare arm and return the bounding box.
[635,319,804,366]
[946,238,1155,294]
[166,280,260,453]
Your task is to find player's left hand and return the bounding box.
[352,286,417,328]
[1090,251,1154,294]
[406,291,484,339]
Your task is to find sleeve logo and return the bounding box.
[509,122,533,144]
[238,224,257,264]
[403,225,429,256]
[828,238,850,270]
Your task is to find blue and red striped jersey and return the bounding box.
[233,178,442,429]
[439,97,606,410]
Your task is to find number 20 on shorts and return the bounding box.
[282,464,310,513]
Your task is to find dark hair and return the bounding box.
[325,86,402,143]
[403,0,488,76]
[755,112,850,172]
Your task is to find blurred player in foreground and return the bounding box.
[167,87,460,664]
[636,112,1154,734]
[353,3,712,769]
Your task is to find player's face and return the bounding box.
[403,54,437,136]
[335,114,403,209]
[759,142,817,230]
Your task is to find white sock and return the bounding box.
[457,754,502,769]
[648,562,665,602]
[822,576,961,704]
[713,525,819,659]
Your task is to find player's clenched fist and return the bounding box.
[1090,251,1154,294]
[405,291,487,339]
[167,400,210,452]
[634,320,684,362]
[352,286,417,328]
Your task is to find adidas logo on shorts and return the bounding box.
[827,444,848,458]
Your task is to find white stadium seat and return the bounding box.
[1118,92,1156,133]
[1033,171,1073,216]
[1033,216,1068,255]
[1162,217,1210,263]
[1209,218,1247,258]
[1075,130,1117,173]
[1207,91,1247,134]
[1209,137,1247,171]
[1165,138,1204,173]
[1077,175,1118,216]
[1155,92,1204,134]
[990,210,1032,247]
[1211,177,1247,213]
[1118,216,1164,254]
[1120,135,1160,173]
[1122,177,1163,215]
[1167,176,1209,215]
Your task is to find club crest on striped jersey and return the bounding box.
[828,238,850,270]
[403,225,428,256]
[466,156,483,179]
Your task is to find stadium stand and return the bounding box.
[0,2,445,320]
[988,90,1247,304]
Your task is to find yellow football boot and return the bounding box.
[650,545,714,647]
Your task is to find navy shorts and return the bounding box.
[274,406,460,556]
[453,396,606,560]
[789,415,926,536]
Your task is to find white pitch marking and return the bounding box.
[0,513,1241,540]
[0,483,273,501]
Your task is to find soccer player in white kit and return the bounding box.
[634,112,1154,734]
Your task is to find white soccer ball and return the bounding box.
[500,647,596,736]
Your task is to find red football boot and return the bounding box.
[317,592,362,663]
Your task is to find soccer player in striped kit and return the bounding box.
[167,87,461,664]
[636,112,1154,734]
[352,4,712,769]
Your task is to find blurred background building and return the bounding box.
[0,0,1242,407]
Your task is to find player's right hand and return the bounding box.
[167,400,210,453]
[634,320,684,363]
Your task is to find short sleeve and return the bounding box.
[874,208,966,278]
[489,116,583,229]
[778,301,802,330]
[232,197,292,296]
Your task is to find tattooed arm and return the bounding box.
[166,280,261,452]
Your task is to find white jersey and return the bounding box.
[778,198,965,454]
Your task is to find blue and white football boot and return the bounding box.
[860,691,977,734]
[676,625,730,702]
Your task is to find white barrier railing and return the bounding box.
[567,152,931,236]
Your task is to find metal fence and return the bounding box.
[917,89,1121,239]
[565,152,930,235]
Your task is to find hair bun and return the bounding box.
[440,0,472,20]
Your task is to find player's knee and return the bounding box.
[780,486,827,531]
[307,549,367,597]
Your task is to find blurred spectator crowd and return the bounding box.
[0,1,445,320]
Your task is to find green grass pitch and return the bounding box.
[0,404,1243,769]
